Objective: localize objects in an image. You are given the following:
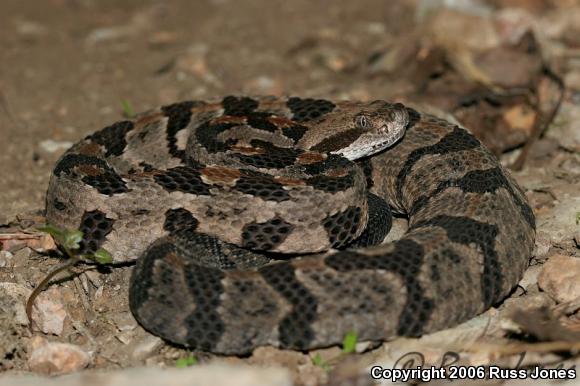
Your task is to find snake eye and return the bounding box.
[355,114,369,129]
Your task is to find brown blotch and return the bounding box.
[325,168,349,178]
[77,164,103,176]
[190,102,223,114]
[123,170,159,179]
[78,142,102,156]
[267,116,296,128]
[274,176,306,186]
[231,145,265,155]
[134,112,164,128]
[201,166,242,184]
[211,115,247,125]
[297,151,326,165]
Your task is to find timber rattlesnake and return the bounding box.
[46,96,535,354]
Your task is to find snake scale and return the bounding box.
[45,96,535,355]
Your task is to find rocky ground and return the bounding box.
[1,0,579,385]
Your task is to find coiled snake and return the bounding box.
[46,96,535,354]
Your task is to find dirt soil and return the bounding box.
[1,0,580,385]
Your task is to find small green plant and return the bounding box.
[26,225,113,324]
[311,353,331,371]
[311,330,360,372]
[38,225,113,264]
[576,212,580,225]
[93,247,114,265]
[175,355,198,368]
[121,99,135,118]
[342,330,358,354]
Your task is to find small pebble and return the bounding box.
[28,336,90,375]
[131,335,164,361]
[538,254,580,303]
[0,251,13,267]
[31,288,68,336]
[39,139,74,154]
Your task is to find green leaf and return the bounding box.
[121,99,134,118]
[312,353,323,366]
[37,225,66,242]
[93,248,113,264]
[311,353,331,371]
[175,355,197,368]
[342,330,358,354]
[63,230,84,251]
[576,212,580,225]
[38,225,83,252]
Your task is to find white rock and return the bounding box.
[538,254,580,303]
[28,336,90,375]
[111,311,138,332]
[39,139,74,153]
[546,101,580,153]
[0,251,13,267]
[31,288,68,335]
[15,20,47,37]
[130,335,164,361]
[536,189,580,245]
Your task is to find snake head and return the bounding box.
[332,101,410,160]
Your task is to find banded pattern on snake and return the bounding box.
[46,96,535,354]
